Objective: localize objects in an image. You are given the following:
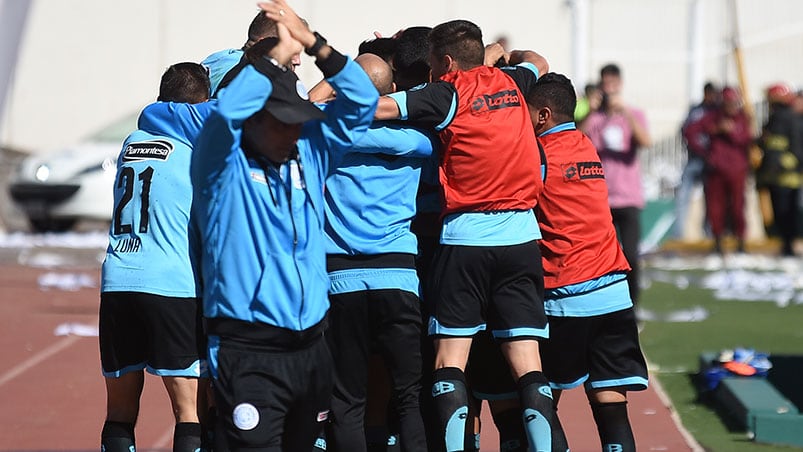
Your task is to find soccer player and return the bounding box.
[322,52,435,452]
[375,19,566,452]
[99,62,212,452]
[526,72,649,452]
[201,10,304,98]
[190,1,378,449]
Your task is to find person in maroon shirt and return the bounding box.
[684,86,753,254]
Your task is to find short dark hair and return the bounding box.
[393,26,432,90]
[600,63,621,78]
[429,20,484,69]
[703,81,717,95]
[158,62,210,104]
[526,72,577,122]
[358,38,397,63]
[244,12,278,49]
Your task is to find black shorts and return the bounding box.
[212,335,333,451]
[426,241,547,339]
[540,307,648,391]
[465,331,517,400]
[99,291,206,378]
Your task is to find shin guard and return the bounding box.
[431,367,469,452]
[516,371,568,452]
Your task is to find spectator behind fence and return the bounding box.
[685,86,752,254]
[675,81,720,240]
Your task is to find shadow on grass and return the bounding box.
[688,371,747,433]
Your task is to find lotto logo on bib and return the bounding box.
[562,162,605,182]
[577,161,605,179]
[233,403,260,430]
[470,89,521,113]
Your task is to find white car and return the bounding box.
[8,113,137,232]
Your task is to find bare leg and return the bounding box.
[163,376,203,452]
[102,371,144,451]
[498,339,542,380]
[433,336,473,371]
[105,370,145,423]
[162,376,200,423]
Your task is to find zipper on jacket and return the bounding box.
[259,156,307,330]
[283,161,305,329]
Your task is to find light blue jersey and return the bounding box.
[191,60,377,332]
[324,123,436,256]
[440,210,542,246]
[544,273,632,317]
[201,48,244,97]
[324,123,436,295]
[101,101,214,297]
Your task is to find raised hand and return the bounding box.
[257,0,316,48]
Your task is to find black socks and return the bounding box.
[173,422,202,452]
[101,421,135,452]
[591,401,635,452]
[516,371,568,452]
[431,367,469,452]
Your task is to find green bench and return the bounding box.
[700,352,803,447]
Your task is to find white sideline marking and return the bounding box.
[0,335,81,387]
[647,363,706,452]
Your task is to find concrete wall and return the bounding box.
[1,0,802,155]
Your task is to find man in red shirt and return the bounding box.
[526,72,648,452]
[375,20,565,452]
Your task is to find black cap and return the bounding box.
[263,68,326,124]
[248,37,327,124]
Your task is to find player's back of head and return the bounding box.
[358,38,397,64]
[429,20,484,70]
[393,26,432,90]
[526,72,577,123]
[244,12,278,49]
[355,53,395,96]
[158,62,210,104]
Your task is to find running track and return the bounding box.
[0,252,700,451]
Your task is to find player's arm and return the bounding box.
[378,81,457,131]
[192,30,300,183]
[311,58,378,154]
[138,101,216,147]
[375,96,402,120]
[259,0,378,155]
[508,50,549,77]
[501,62,542,100]
[351,124,437,157]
